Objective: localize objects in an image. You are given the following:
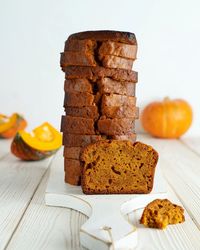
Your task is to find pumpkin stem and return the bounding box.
[164,97,170,102]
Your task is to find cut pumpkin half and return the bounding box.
[11,122,62,161]
[0,113,27,138]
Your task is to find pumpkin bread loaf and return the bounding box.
[81,140,158,194]
[140,199,185,229]
[61,30,139,186]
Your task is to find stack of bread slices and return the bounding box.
[60,30,138,186]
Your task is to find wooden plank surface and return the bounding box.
[182,137,200,156]
[5,135,200,250]
[0,139,11,159]
[1,135,200,250]
[6,170,87,250]
[0,140,53,250]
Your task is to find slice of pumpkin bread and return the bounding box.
[140,199,185,229]
[80,140,158,194]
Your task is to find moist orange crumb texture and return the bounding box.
[140,199,185,229]
[81,140,158,194]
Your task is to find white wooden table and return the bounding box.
[0,134,200,250]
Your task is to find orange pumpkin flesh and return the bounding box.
[141,98,193,138]
[0,113,27,139]
[11,122,62,161]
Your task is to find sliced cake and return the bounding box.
[81,140,158,194]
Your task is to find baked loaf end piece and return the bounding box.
[81,140,158,194]
[140,199,185,229]
[67,30,137,45]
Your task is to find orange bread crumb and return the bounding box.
[140,199,185,229]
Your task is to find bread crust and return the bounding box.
[67,30,137,45]
[63,92,95,107]
[64,158,81,185]
[64,66,138,83]
[61,115,95,135]
[64,78,93,93]
[65,106,99,120]
[63,147,81,160]
[62,134,102,147]
[60,51,96,67]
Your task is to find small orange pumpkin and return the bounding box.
[0,113,27,139]
[141,97,193,138]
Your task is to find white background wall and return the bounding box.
[0,0,199,135]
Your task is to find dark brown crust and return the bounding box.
[64,79,93,93]
[81,140,158,194]
[63,92,95,107]
[62,134,102,147]
[64,66,138,83]
[97,117,135,135]
[63,146,81,160]
[61,115,95,135]
[64,158,81,185]
[64,106,99,120]
[67,30,137,45]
